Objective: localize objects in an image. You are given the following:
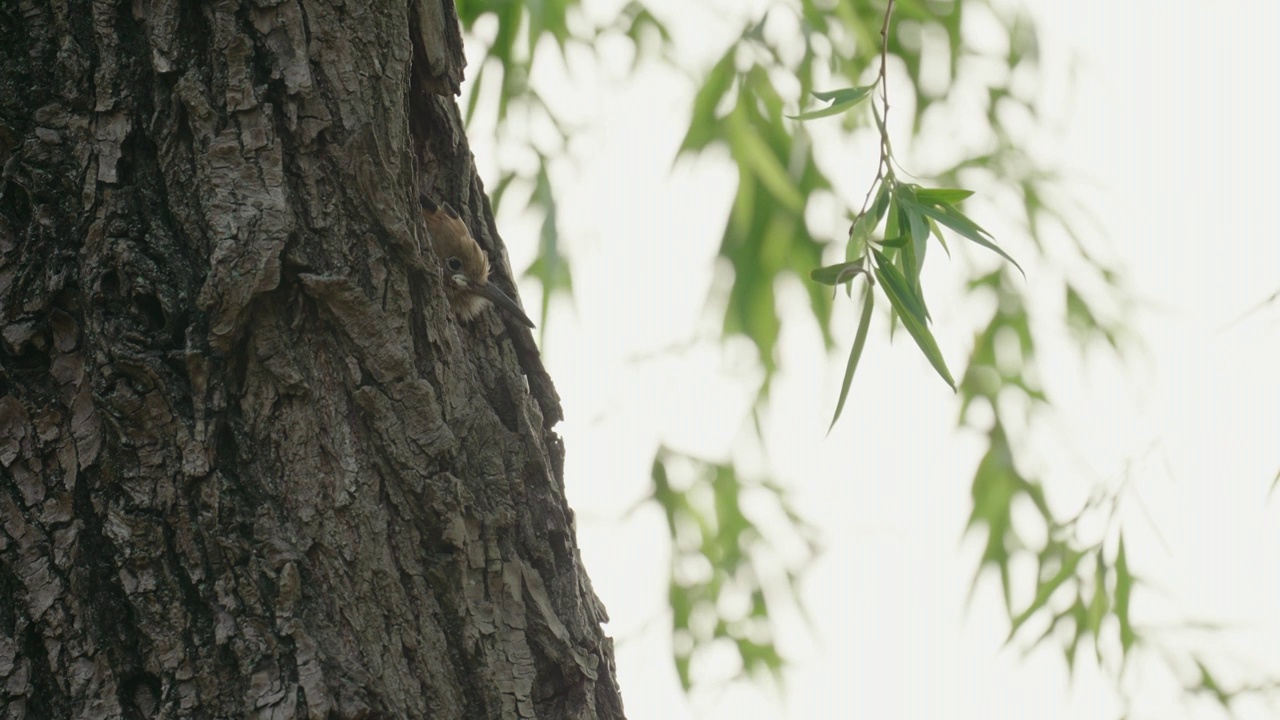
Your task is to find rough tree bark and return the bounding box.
[0,1,623,718]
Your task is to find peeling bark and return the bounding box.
[0,1,619,718]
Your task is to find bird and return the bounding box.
[418,194,535,329]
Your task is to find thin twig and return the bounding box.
[877,0,895,172]
[857,0,897,217]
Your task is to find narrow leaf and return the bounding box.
[914,187,975,203]
[1196,660,1231,706]
[874,253,956,390]
[868,180,891,221]
[882,192,901,252]
[916,203,1025,276]
[464,63,486,126]
[726,109,805,212]
[1114,533,1136,655]
[872,250,926,324]
[846,183,888,262]
[810,261,866,286]
[1087,554,1110,637]
[828,285,874,432]
[811,87,869,102]
[927,216,950,257]
[905,206,929,276]
[679,49,738,154]
[788,86,873,121]
[847,214,872,263]
[1009,548,1084,638]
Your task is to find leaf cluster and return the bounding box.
[650,449,816,690]
[457,0,1274,713]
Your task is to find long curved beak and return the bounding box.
[476,282,536,328]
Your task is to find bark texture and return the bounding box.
[0,1,620,718]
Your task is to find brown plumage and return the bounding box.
[419,195,535,328]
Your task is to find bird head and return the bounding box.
[419,195,535,328]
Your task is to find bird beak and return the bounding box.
[474,281,536,329]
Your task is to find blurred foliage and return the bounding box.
[454,0,1278,713]
[650,448,817,688]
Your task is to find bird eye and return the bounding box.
[446,257,463,272]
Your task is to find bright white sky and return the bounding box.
[470,1,1280,718]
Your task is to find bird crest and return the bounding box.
[418,194,534,328]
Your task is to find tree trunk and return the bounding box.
[0,2,622,718]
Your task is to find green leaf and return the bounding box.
[721,187,783,380]
[650,453,677,534]
[927,215,950,257]
[679,48,737,153]
[882,191,901,251]
[1062,598,1088,673]
[810,261,866,286]
[527,162,572,331]
[894,186,929,272]
[726,107,805,212]
[915,202,1025,276]
[1009,545,1083,638]
[871,249,925,324]
[488,170,518,212]
[787,86,873,121]
[846,217,871,269]
[868,179,891,219]
[464,62,486,127]
[621,2,673,56]
[904,205,929,277]
[965,427,1019,610]
[811,87,868,103]
[913,187,975,204]
[873,251,956,390]
[1114,533,1136,655]
[739,637,784,681]
[1195,659,1231,706]
[828,284,874,433]
[877,235,908,248]
[1087,553,1110,638]
[847,182,891,262]
[793,226,836,346]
